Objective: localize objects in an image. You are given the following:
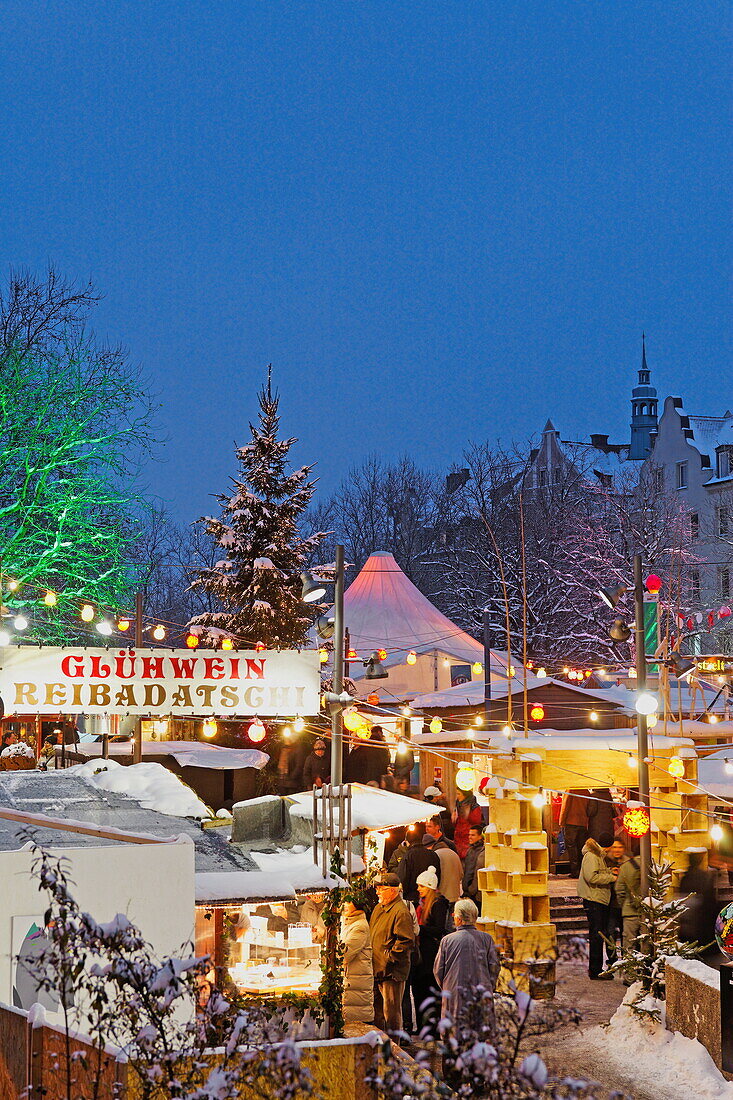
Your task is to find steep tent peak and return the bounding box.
[344,551,487,665]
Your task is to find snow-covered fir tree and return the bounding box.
[615,856,702,1013]
[189,370,325,647]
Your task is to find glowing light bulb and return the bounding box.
[708,714,719,724]
[152,624,166,641]
[186,632,200,649]
[532,792,545,809]
[43,590,57,607]
[589,711,598,722]
[13,615,27,631]
[293,716,305,733]
[502,725,512,738]
[80,603,94,622]
[537,667,548,679]
[429,717,442,735]
[221,638,234,651]
[318,646,329,664]
[406,650,417,665]
[635,692,658,716]
[472,661,483,675]
[6,579,18,592]
[202,719,217,738]
[282,725,293,741]
[627,755,638,770]
[96,620,113,636]
[473,715,484,727]
[711,824,724,842]
[0,630,10,645]
[117,618,131,632]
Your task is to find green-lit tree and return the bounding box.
[0,268,156,642]
[189,371,325,647]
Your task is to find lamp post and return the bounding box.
[632,553,652,897]
[331,545,345,785]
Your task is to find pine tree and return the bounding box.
[616,857,701,1013]
[189,371,325,647]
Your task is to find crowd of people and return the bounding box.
[337,779,497,1037]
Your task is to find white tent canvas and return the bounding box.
[341,551,509,702]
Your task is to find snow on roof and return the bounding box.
[70,741,269,770]
[65,759,212,819]
[696,747,733,798]
[688,414,733,451]
[195,847,343,903]
[340,551,488,667]
[482,732,695,752]
[287,782,438,831]
[411,677,626,710]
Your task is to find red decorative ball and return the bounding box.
[623,806,650,837]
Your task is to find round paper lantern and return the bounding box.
[455,762,475,791]
[377,649,388,661]
[472,661,483,675]
[429,717,443,735]
[255,640,265,652]
[186,632,200,649]
[537,666,548,679]
[347,648,358,659]
[645,574,662,595]
[367,692,379,705]
[355,722,371,740]
[715,903,733,959]
[343,708,363,732]
[43,590,57,607]
[117,618,131,632]
[668,756,685,779]
[293,716,305,733]
[318,646,328,664]
[406,650,417,665]
[80,603,95,623]
[221,638,234,651]
[248,719,266,743]
[202,718,218,739]
[623,806,650,837]
[530,703,545,722]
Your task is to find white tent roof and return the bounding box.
[410,677,628,711]
[343,551,498,669]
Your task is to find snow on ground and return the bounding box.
[66,759,211,819]
[575,985,733,1099]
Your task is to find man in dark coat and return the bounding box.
[302,739,330,789]
[345,725,391,785]
[461,825,485,908]
[369,873,415,1033]
[586,788,616,844]
[396,822,441,904]
[559,789,590,877]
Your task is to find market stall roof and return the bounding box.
[287,782,438,832]
[195,848,347,905]
[411,677,629,711]
[413,728,697,751]
[696,747,733,799]
[0,770,256,874]
[341,551,504,670]
[66,740,269,770]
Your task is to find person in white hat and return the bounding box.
[409,866,450,1034]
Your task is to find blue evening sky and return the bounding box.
[1,2,730,523]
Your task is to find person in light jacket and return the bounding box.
[433,898,499,1028]
[341,899,374,1025]
[577,833,618,980]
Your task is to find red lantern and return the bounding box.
[530,703,545,722]
[185,632,200,649]
[645,574,662,595]
[377,649,388,661]
[347,648,358,659]
[255,640,265,653]
[367,692,379,705]
[623,806,650,837]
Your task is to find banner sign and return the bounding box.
[0,647,321,717]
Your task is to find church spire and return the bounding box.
[629,334,657,460]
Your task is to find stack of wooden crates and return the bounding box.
[477,750,557,999]
[649,748,709,884]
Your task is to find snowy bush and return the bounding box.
[19,835,313,1100]
[366,981,623,1099]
